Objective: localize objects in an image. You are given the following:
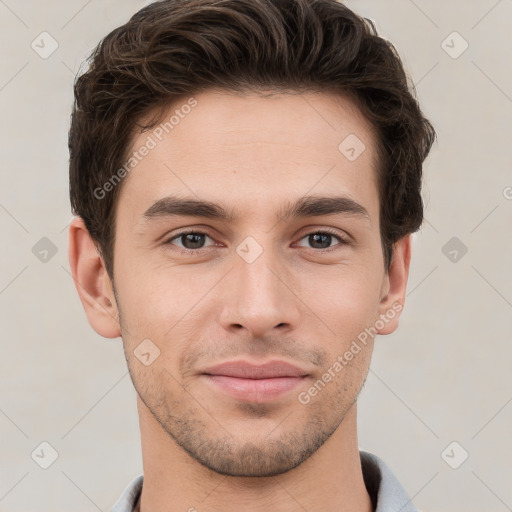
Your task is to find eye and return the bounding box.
[295,229,349,251]
[164,230,216,254]
[163,228,350,256]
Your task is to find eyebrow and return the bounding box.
[140,194,370,224]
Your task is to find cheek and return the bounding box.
[115,261,197,330]
[297,263,382,336]
[115,264,217,374]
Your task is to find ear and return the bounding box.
[375,234,412,335]
[68,216,121,338]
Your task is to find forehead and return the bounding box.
[115,89,380,225]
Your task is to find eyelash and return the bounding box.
[163,228,350,256]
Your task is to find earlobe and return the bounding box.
[376,235,412,335]
[68,217,121,339]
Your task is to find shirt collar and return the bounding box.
[360,450,419,512]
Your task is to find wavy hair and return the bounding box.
[69,0,436,279]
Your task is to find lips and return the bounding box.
[201,360,309,402]
[202,360,309,379]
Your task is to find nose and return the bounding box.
[219,245,301,338]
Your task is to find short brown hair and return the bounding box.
[68,0,436,280]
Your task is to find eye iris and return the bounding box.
[309,233,332,249]
[182,233,205,249]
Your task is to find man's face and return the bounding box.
[110,90,394,477]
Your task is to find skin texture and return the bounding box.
[69,89,412,512]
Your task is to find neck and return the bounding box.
[136,397,373,512]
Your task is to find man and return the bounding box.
[67,0,435,510]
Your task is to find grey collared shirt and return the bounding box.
[110,450,418,512]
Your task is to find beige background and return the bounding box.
[1,1,511,511]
